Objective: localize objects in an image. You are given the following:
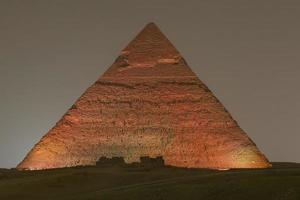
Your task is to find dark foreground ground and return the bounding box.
[0,162,300,200]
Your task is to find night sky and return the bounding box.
[0,0,299,168]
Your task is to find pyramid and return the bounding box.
[17,23,271,170]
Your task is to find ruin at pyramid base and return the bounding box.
[17,23,271,170]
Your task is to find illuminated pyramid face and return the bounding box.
[17,23,271,170]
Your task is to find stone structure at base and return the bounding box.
[96,156,165,168]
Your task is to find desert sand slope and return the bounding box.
[1,163,300,200]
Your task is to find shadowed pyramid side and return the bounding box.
[17,23,271,170]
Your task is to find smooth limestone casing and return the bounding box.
[17,23,271,170]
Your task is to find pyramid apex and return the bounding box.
[102,23,194,78]
[145,22,157,26]
[120,22,181,66]
[143,22,160,29]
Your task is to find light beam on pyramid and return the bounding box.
[17,23,271,170]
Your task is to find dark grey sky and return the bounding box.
[0,0,299,168]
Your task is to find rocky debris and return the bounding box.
[140,156,165,167]
[95,156,165,168]
[17,23,271,170]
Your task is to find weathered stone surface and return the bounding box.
[17,23,271,170]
